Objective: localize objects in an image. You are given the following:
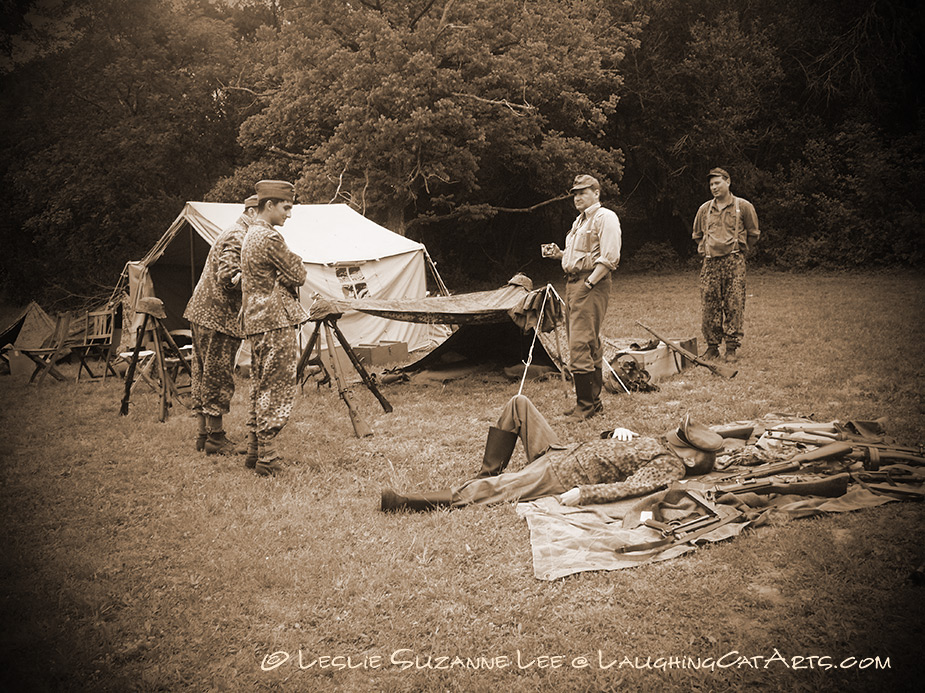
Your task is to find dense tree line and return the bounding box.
[1,0,921,306]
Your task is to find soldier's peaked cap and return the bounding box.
[569,174,600,193]
[666,413,724,452]
[255,179,295,202]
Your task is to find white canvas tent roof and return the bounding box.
[119,202,447,353]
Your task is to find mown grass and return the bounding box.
[1,270,923,692]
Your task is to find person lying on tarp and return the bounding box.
[379,395,724,512]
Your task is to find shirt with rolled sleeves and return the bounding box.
[692,196,760,258]
[240,219,309,336]
[560,202,622,274]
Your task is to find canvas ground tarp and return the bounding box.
[118,202,447,354]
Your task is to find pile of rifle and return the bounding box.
[620,420,923,559]
[708,421,925,502]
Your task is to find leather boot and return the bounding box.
[589,367,604,415]
[205,415,237,456]
[475,426,518,478]
[380,488,453,512]
[563,372,595,419]
[195,413,207,452]
[702,346,720,361]
[243,431,258,470]
[724,346,738,363]
[255,438,283,476]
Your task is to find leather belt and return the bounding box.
[564,270,592,282]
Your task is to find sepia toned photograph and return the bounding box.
[1,1,922,691]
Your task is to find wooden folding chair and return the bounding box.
[20,312,73,384]
[74,308,120,382]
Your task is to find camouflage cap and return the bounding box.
[255,179,295,203]
[244,194,259,209]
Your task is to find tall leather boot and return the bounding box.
[380,489,453,512]
[205,414,238,456]
[563,372,595,419]
[255,438,283,476]
[195,413,208,452]
[243,431,258,470]
[475,426,518,478]
[589,367,604,415]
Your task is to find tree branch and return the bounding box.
[269,146,311,161]
[452,91,535,115]
[218,83,278,99]
[407,194,570,229]
[492,194,571,213]
[410,0,440,31]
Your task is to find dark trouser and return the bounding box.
[247,327,298,445]
[190,323,241,417]
[565,272,611,374]
[700,253,746,349]
[452,395,567,506]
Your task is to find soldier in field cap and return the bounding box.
[692,168,760,364]
[183,193,259,456]
[380,394,722,512]
[240,179,309,476]
[541,174,621,421]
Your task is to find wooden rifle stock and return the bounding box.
[714,442,853,483]
[119,313,150,416]
[635,321,737,378]
[714,473,850,498]
[322,323,372,438]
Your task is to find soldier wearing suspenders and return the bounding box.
[692,168,760,364]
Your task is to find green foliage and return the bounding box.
[761,120,925,268]
[0,0,252,305]
[1,0,923,306]
[218,0,640,233]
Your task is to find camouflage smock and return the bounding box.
[183,213,251,337]
[547,436,686,505]
[240,218,309,336]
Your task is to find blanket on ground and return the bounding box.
[515,412,922,580]
[515,481,902,581]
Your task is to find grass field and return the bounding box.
[1,270,923,692]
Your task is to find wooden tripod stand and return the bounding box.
[296,315,392,437]
[119,297,191,421]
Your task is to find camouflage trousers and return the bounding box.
[247,327,298,444]
[190,323,241,417]
[565,272,611,373]
[700,253,746,349]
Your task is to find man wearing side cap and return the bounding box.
[542,174,621,420]
[240,180,309,476]
[692,168,760,364]
[380,394,722,512]
[184,194,259,455]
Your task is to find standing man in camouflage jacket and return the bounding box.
[692,168,760,364]
[184,194,258,455]
[241,180,309,476]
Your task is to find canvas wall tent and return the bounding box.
[115,202,448,354]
